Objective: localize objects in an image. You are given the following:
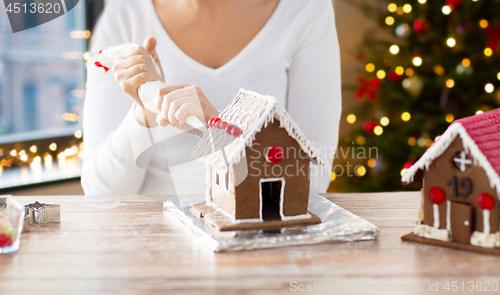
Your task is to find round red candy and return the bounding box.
[266,146,284,163]
[428,187,445,205]
[212,118,222,128]
[226,125,242,137]
[220,121,228,129]
[207,118,215,127]
[0,233,11,247]
[231,126,242,137]
[477,193,495,210]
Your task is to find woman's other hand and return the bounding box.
[156,84,219,129]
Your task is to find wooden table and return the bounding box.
[1,192,500,294]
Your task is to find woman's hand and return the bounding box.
[155,84,219,129]
[112,37,164,103]
[112,37,165,127]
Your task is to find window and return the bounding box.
[225,170,230,192]
[453,151,472,172]
[23,84,38,131]
[0,2,98,191]
[215,172,220,186]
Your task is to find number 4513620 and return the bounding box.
[5,2,62,14]
[444,281,498,292]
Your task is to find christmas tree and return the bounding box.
[335,0,500,192]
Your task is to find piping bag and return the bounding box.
[95,43,206,132]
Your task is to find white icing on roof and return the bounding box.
[402,123,500,197]
[191,89,325,169]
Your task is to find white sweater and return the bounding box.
[82,0,342,196]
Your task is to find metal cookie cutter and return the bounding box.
[23,201,60,231]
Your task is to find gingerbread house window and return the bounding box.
[215,172,220,186]
[453,151,472,172]
[225,171,230,192]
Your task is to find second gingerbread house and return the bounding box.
[402,109,500,250]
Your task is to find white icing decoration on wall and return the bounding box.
[433,204,440,228]
[453,151,472,171]
[470,231,500,248]
[483,209,491,234]
[257,177,311,222]
[206,165,212,203]
[414,224,450,242]
[446,200,451,232]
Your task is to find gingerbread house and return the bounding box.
[402,109,500,251]
[190,89,324,231]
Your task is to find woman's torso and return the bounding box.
[91,0,326,195]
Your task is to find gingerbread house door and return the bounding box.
[450,202,473,244]
[260,178,284,221]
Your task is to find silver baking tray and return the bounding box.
[163,192,380,252]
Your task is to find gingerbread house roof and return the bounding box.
[191,89,325,170]
[402,109,500,196]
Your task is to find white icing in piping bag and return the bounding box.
[96,43,205,131]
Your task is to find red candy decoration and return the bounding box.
[220,121,229,129]
[207,118,215,127]
[212,118,222,128]
[477,193,495,210]
[404,161,414,169]
[231,126,242,137]
[428,187,445,205]
[266,146,284,164]
[0,233,12,247]
[94,61,110,73]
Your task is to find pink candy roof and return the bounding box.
[402,109,500,196]
[453,109,500,176]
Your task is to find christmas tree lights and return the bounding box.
[337,0,500,192]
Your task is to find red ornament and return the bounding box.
[477,193,495,210]
[414,19,430,34]
[94,61,109,73]
[429,187,445,205]
[356,76,382,102]
[388,70,404,81]
[266,146,284,164]
[484,25,500,53]
[446,0,461,5]
[404,161,414,169]
[363,121,379,134]
[0,233,12,247]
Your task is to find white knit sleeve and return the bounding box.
[286,0,342,193]
[81,1,156,195]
